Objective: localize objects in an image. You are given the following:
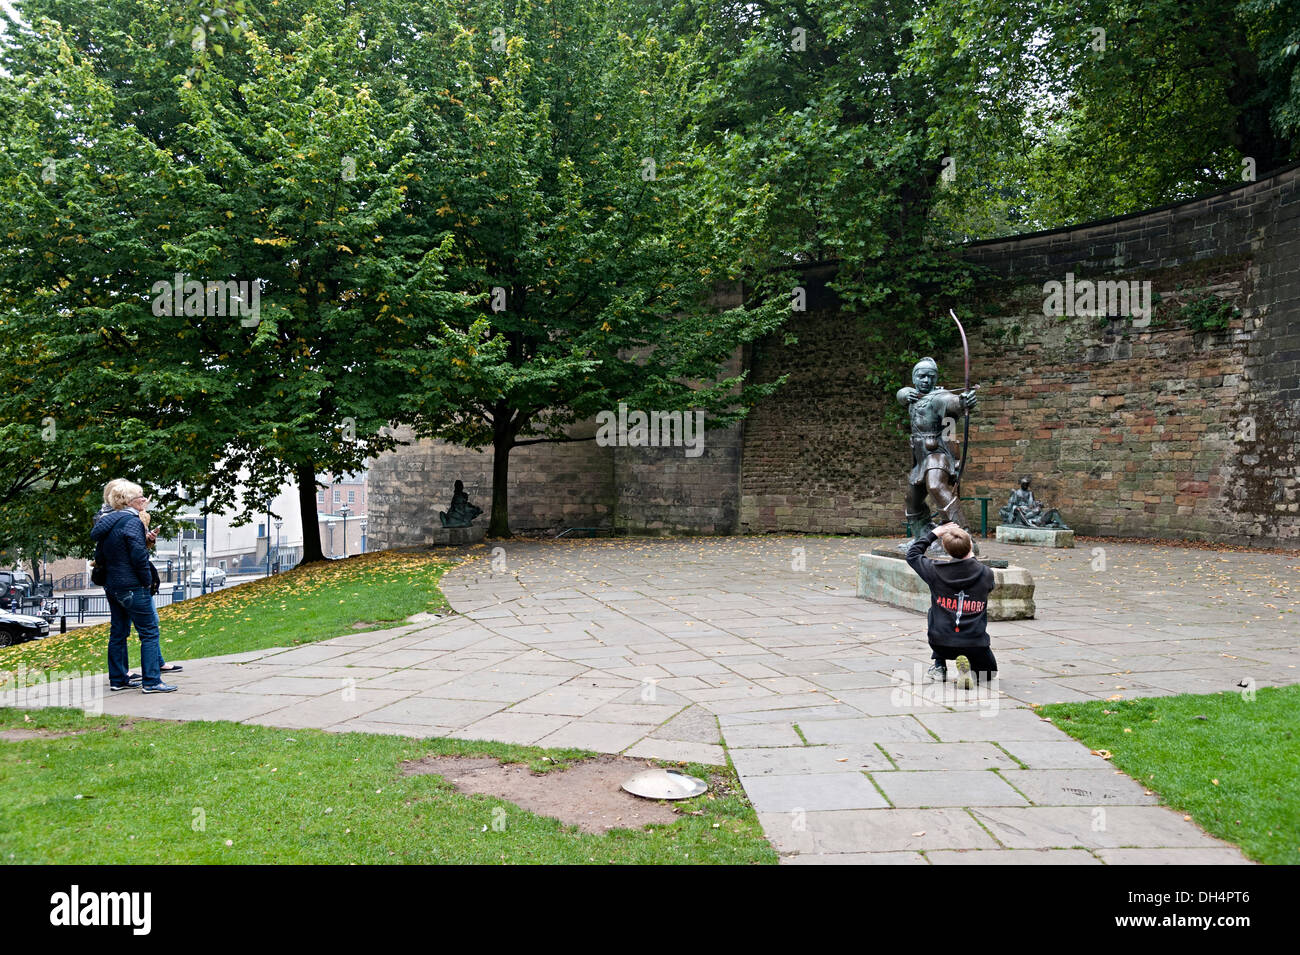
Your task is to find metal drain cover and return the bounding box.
[621,768,707,800]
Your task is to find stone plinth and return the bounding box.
[856,553,1036,620]
[996,525,1075,548]
[423,525,486,547]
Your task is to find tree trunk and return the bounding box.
[488,421,512,538]
[297,461,325,564]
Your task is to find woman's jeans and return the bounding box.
[106,587,163,687]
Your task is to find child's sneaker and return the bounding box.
[926,662,947,683]
[954,655,974,690]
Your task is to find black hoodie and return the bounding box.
[905,531,996,647]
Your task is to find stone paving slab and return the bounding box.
[781,851,929,865]
[927,849,1102,865]
[330,716,453,735]
[997,739,1118,769]
[971,806,1236,850]
[741,772,889,812]
[872,770,1029,808]
[363,695,503,728]
[730,745,892,776]
[999,768,1159,805]
[1093,848,1256,865]
[759,808,1003,855]
[880,741,1019,771]
[798,716,938,745]
[14,535,1288,865]
[624,739,727,764]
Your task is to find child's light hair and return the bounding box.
[941,526,973,559]
[107,481,144,510]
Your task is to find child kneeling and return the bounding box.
[904,523,997,688]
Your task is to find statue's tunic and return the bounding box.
[906,389,961,485]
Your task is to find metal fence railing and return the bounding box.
[54,573,88,591]
[47,587,188,623]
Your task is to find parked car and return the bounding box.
[187,567,227,587]
[0,571,22,603]
[0,571,33,611]
[0,608,50,647]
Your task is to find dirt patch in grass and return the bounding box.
[402,755,687,833]
[0,718,150,742]
[0,728,84,741]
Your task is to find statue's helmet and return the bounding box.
[911,357,939,391]
[1020,475,1031,487]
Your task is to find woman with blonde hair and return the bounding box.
[90,480,177,693]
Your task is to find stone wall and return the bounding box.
[367,424,615,549]
[740,162,1300,546]
[370,163,1299,549]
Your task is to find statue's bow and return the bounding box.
[950,309,972,489]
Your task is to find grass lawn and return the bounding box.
[1040,685,1300,865]
[0,707,776,865]
[0,550,461,686]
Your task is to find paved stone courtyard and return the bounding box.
[7,536,1297,864]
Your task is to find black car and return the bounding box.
[0,571,54,618]
[0,571,23,608]
[0,608,50,647]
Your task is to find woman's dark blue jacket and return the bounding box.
[91,508,153,590]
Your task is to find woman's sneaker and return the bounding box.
[954,655,975,690]
[109,674,142,691]
[926,662,947,683]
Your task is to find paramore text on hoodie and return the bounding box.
[904,531,997,648]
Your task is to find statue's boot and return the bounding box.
[904,507,933,540]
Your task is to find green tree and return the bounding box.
[386,0,788,536]
[648,0,988,392]
[1,3,464,562]
[909,0,1300,234]
[0,25,225,558]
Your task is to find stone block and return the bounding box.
[995,524,1075,548]
[422,525,486,547]
[856,553,1036,620]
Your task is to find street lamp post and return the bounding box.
[340,504,351,557]
[200,505,208,593]
[359,518,367,554]
[274,519,283,574]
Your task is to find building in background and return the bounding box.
[316,471,368,557]
[154,481,307,581]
